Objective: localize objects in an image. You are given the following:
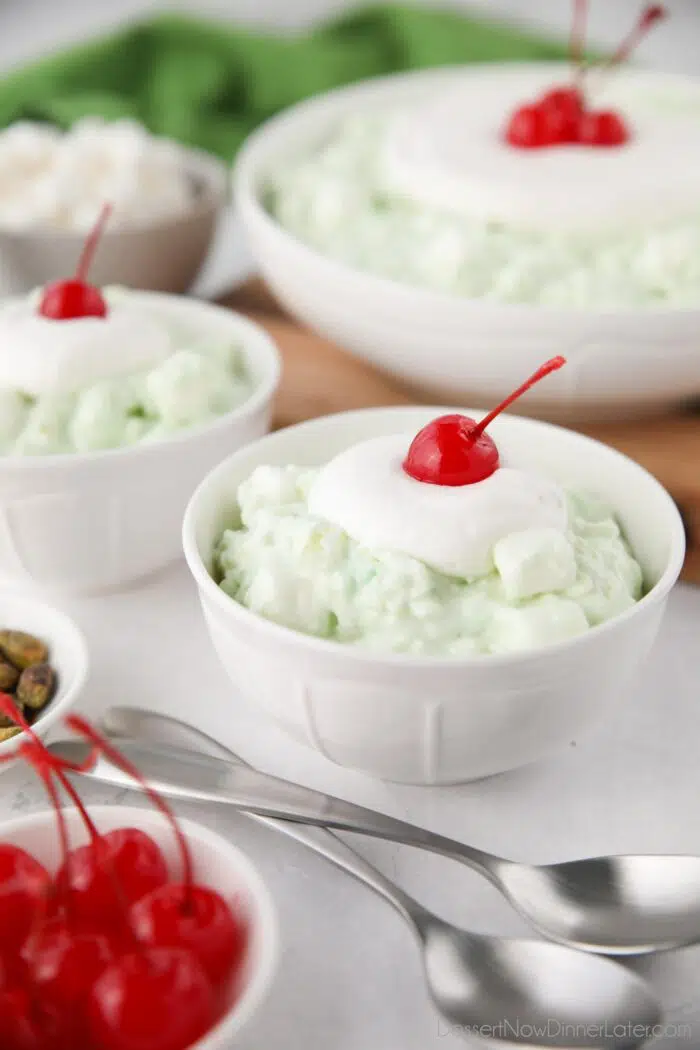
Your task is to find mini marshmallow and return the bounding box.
[487,594,588,653]
[493,527,577,601]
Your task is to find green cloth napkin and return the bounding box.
[0,4,569,161]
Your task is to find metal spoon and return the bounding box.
[96,706,661,1050]
[50,726,700,956]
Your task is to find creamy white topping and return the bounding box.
[307,434,568,579]
[0,119,194,233]
[0,300,172,396]
[379,69,700,233]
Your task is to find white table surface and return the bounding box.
[2,2,700,1046]
[2,568,700,1048]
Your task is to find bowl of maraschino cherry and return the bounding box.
[0,699,278,1050]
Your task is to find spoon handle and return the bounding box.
[50,736,502,881]
[100,708,426,926]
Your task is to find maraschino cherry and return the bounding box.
[56,822,170,932]
[87,947,216,1050]
[68,716,248,993]
[403,356,565,487]
[505,2,666,149]
[0,842,50,953]
[0,699,241,1050]
[38,203,112,320]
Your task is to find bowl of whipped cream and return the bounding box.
[183,401,684,784]
[235,63,700,422]
[0,119,227,295]
[0,283,280,594]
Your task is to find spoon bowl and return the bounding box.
[500,855,700,955]
[420,922,660,1047]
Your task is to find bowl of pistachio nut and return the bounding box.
[0,592,88,758]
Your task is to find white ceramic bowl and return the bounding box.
[0,591,88,759]
[183,405,685,785]
[0,146,227,296]
[0,805,278,1047]
[235,64,700,423]
[0,294,280,595]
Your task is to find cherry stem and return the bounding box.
[19,740,70,880]
[53,764,101,842]
[0,693,83,924]
[52,761,144,950]
[469,357,566,441]
[570,0,588,81]
[601,4,666,70]
[66,716,195,911]
[0,691,97,773]
[75,202,112,284]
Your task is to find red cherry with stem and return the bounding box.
[403,356,566,487]
[87,947,216,1050]
[578,109,629,146]
[1,703,218,1050]
[505,2,667,150]
[53,754,168,927]
[0,843,50,954]
[56,824,170,930]
[20,914,115,1016]
[67,716,247,991]
[38,203,112,321]
[538,86,584,142]
[504,103,564,149]
[12,711,170,928]
[131,881,248,991]
[0,985,74,1050]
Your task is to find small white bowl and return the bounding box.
[0,591,88,760]
[0,146,228,296]
[183,406,685,785]
[0,805,278,1047]
[235,64,700,423]
[0,294,281,595]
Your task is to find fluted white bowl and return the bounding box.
[235,65,700,423]
[0,805,278,1047]
[0,294,280,595]
[183,406,685,785]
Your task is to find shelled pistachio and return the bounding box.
[0,629,57,736]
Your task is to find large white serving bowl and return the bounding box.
[0,805,278,1047]
[0,590,88,761]
[0,294,280,595]
[0,145,228,296]
[183,405,685,785]
[234,64,700,423]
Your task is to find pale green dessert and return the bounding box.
[267,113,700,308]
[215,466,644,657]
[0,287,252,456]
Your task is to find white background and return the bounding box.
[0,0,699,75]
[1,2,700,1049]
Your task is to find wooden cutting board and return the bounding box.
[221,279,700,584]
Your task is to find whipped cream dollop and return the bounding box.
[0,298,172,396]
[308,434,568,579]
[0,119,194,233]
[379,69,700,233]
